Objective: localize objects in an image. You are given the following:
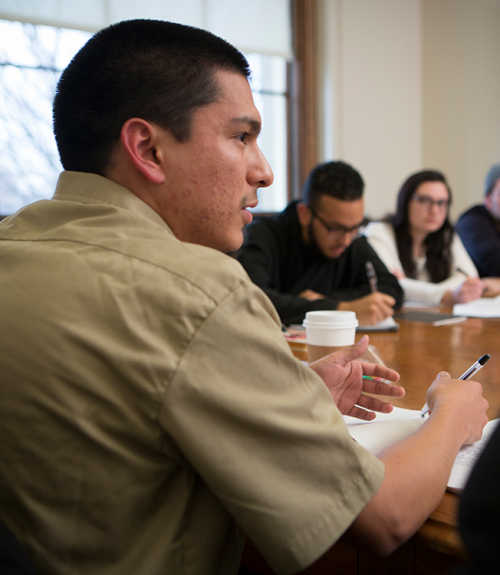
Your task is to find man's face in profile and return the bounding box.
[298,194,365,259]
[153,69,273,253]
[485,179,500,222]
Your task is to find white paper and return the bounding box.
[453,295,500,318]
[447,419,500,491]
[357,316,398,331]
[344,407,425,454]
[344,408,500,490]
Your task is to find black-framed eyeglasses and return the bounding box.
[310,208,367,239]
[411,194,449,210]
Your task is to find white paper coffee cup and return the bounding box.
[303,310,358,361]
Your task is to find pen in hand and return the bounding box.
[420,354,491,417]
[366,261,378,293]
[456,267,488,295]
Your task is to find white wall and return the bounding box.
[317,0,422,219]
[317,0,500,222]
[422,0,500,219]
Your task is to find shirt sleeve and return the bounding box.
[451,234,479,278]
[365,223,476,305]
[364,222,405,277]
[160,279,384,574]
[398,278,448,305]
[400,234,478,304]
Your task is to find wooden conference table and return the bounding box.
[241,307,500,575]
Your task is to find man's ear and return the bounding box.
[120,118,166,184]
[296,202,313,227]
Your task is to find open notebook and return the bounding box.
[343,406,499,492]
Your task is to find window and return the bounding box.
[0,20,91,214]
[247,53,288,213]
[0,19,289,216]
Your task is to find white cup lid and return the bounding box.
[303,310,358,329]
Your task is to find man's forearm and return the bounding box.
[347,408,472,555]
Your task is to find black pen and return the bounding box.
[420,354,491,417]
[366,261,378,293]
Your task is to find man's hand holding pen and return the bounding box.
[421,354,490,417]
[337,260,395,325]
[424,372,489,445]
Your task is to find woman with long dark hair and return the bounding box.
[364,170,495,304]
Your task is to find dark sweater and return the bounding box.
[238,201,403,325]
[456,205,500,277]
[456,418,500,575]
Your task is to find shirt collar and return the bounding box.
[53,171,172,234]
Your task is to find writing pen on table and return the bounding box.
[420,354,491,417]
[366,261,378,293]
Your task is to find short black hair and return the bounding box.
[301,161,365,210]
[53,19,250,175]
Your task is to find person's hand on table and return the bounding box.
[299,289,326,301]
[443,277,486,304]
[481,277,500,297]
[337,293,396,325]
[391,268,406,280]
[424,371,488,445]
[309,335,404,420]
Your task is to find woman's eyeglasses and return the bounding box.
[411,194,449,210]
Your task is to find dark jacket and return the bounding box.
[238,201,403,325]
[456,205,500,277]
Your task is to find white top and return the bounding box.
[364,221,478,304]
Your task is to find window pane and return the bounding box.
[246,53,288,212]
[0,21,288,215]
[0,20,90,71]
[247,53,287,94]
[0,65,60,214]
[0,20,91,214]
[252,92,288,212]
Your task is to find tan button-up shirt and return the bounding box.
[0,172,384,575]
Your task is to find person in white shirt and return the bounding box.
[364,170,500,305]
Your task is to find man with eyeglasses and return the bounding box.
[238,161,403,325]
[456,163,500,278]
